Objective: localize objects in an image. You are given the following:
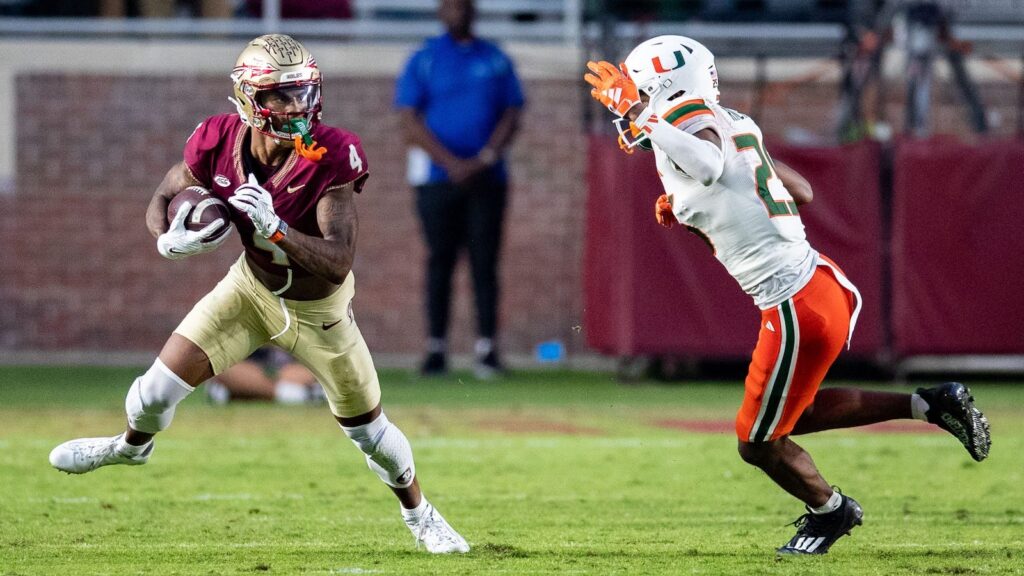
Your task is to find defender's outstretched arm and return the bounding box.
[630,105,724,186]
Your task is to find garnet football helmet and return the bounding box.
[622,35,719,110]
[230,34,322,141]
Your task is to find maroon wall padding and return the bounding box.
[892,138,1024,355]
[584,135,885,359]
[772,141,886,358]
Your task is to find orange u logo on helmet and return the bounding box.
[652,50,686,73]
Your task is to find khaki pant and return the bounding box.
[175,255,381,417]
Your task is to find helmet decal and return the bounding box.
[624,35,720,106]
[652,50,686,74]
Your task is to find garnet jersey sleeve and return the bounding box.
[317,127,370,194]
[183,114,235,187]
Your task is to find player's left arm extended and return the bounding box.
[628,106,724,186]
[773,160,813,205]
[273,184,358,286]
[584,61,723,186]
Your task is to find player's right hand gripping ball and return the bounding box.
[584,61,641,117]
[229,173,282,239]
[157,186,233,260]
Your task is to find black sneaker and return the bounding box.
[420,352,447,377]
[474,350,504,380]
[777,493,863,555]
[916,382,991,462]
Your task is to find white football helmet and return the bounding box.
[230,34,322,141]
[622,35,719,110]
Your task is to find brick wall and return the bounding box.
[3,74,588,358]
[3,70,1019,358]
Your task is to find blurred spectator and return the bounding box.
[394,0,524,379]
[2,0,99,16]
[239,0,351,19]
[205,348,325,405]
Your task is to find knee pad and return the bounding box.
[342,413,416,488]
[125,359,195,434]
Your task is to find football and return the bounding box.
[167,186,232,242]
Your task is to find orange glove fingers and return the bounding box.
[655,195,674,228]
[597,60,621,78]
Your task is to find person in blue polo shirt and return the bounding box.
[395,0,525,379]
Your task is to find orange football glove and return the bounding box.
[655,194,675,228]
[584,60,641,117]
[617,120,643,155]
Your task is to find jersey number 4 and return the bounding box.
[733,133,798,217]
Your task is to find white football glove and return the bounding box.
[156,201,231,260]
[229,173,282,238]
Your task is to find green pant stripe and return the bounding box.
[753,300,796,442]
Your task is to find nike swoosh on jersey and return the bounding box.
[287,184,305,194]
[321,319,343,330]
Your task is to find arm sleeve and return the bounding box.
[635,103,724,186]
[394,51,427,111]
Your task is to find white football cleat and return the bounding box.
[405,503,470,554]
[49,434,153,474]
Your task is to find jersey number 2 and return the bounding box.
[732,133,798,217]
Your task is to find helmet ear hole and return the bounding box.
[666,90,687,102]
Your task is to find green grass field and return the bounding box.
[1,366,1022,575]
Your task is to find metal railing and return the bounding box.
[0,1,1022,56]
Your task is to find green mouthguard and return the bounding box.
[288,117,314,146]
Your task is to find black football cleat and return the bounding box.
[777,493,863,555]
[473,350,504,380]
[419,352,448,377]
[916,382,991,462]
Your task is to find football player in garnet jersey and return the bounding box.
[49,34,469,554]
[586,36,991,555]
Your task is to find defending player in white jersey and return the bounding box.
[585,36,991,555]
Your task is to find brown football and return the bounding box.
[167,186,232,242]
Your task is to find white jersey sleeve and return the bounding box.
[651,103,818,309]
[635,102,723,186]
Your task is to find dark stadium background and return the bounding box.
[1,0,1022,377]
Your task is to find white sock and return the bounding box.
[274,381,308,405]
[910,393,930,421]
[810,491,843,515]
[475,338,494,356]
[401,497,431,523]
[115,434,151,456]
